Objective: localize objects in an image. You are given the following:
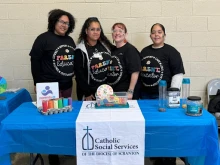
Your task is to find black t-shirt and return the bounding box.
[30,31,76,90]
[107,42,141,92]
[140,43,185,95]
[86,41,111,93]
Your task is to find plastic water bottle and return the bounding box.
[158,80,167,112]
[182,78,190,109]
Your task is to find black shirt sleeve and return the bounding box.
[74,49,92,97]
[168,47,185,75]
[125,44,141,74]
[29,35,45,85]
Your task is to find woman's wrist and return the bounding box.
[127,89,134,94]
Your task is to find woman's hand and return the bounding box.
[127,93,133,100]
[84,95,95,101]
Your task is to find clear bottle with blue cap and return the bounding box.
[182,78,190,108]
[158,80,167,112]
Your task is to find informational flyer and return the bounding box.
[36,82,59,107]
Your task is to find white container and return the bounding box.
[167,87,180,108]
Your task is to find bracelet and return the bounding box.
[127,89,134,94]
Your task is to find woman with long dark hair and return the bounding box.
[74,17,113,101]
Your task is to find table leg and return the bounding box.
[30,153,34,165]
[33,154,44,165]
[29,153,44,165]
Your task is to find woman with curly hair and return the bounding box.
[74,17,113,101]
[30,9,76,97]
[29,9,76,165]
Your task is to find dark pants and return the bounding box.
[152,157,189,165]
[133,79,141,100]
[154,158,176,165]
[59,87,72,98]
[48,87,72,165]
[48,154,60,165]
[76,84,96,101]
[152,157,176,165]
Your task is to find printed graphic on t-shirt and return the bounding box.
[107,56,123,85]
[141,56,163,87]
[90,49,111,82]
[53,44,75,76]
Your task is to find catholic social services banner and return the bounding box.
[76,100,145,165]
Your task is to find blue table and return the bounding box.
[0,88,32,165]
[0,88,32,122]
[0,100,219,165]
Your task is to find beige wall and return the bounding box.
[0,0,220,105]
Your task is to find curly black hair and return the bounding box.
[47,9,75,36]
[78,17,113,50]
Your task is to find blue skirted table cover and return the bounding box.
[0,88,32,122]
[0,100,219,165]
[0,88,32,165]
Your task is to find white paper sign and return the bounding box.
[36,82,59,107]
[76,100,145,165]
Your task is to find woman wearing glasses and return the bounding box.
[29,9,76,165]
[107,23,141,100]
[74,17,113,101]
[30,9,76,96]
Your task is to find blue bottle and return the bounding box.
[158,80,167,112]
[182,78,190,108]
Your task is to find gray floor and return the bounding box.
[11,154,185,165]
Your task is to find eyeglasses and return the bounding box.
[112,29,125,34]
[88,28,101,32]
[57,20,70,27]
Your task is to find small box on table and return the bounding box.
[95,92,129,108]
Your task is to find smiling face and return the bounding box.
[150,24,165,47]
[54,15,69,36]
[86,22,101,43]
[112,25,126,44]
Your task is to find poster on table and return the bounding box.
[76,100,145,165]
[36,82,59,107]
